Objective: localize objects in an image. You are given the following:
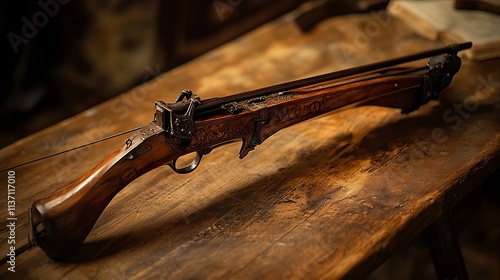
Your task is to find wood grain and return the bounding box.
[0,8,499,279]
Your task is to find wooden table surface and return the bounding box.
[1,7,499,280]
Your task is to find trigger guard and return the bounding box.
[167,151,204,174]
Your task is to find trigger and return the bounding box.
[167,149,210,174]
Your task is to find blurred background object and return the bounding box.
[388,0,500,60]
[455,0,500,15]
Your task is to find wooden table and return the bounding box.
[1,7,499,279]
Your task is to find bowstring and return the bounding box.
[0,126,143,173]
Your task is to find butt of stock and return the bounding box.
[29,123,178,260]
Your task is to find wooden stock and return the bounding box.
[31,73,425,260]
[256,75,424,148]
[31,123,175,260]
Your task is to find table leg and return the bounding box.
[425,210,469,280]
